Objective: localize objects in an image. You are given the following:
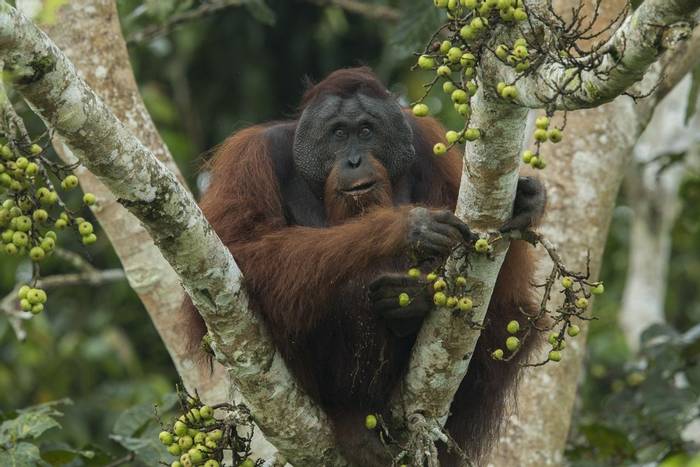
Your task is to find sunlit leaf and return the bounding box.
[0,442,47,467]
[685,62,700,124]
[110,425,168,465]
[36,0,69,25]
[0,399,70,444]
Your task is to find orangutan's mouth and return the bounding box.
[341,180,377,195]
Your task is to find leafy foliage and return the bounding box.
[388,0,442,60]
[568,323,700,465]
[0,399,69,443]
[0,399,69,466]
[1,442,45,467]
[109,393,178,465]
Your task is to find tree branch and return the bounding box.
[0,59,32,147]
[391,92,527,419]
[127,0,246,44]
[0,4,346,465]
[127,0,400,44]
[389,0,700,461]
[654,15,700,100]
[303,0,400,22]
[488,5,700,465]
[503,0,700,109]
[52,247,98,273]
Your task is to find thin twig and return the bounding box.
[32,269,126,288]
[303,0,400,22]
[53,247,98,274]
[103,452,135,467]
[127,0,400,44]
[0,269,126,340]
[127,0,247,44]
[0,60,32,148]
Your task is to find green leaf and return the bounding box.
[71,444,113,467]
[159,393,179,412]
[40,447,95,464]
[113,392,178,438]
[110,426,168,466]
[580,424,635,459]
[388,0,442,60]
[685,62,700,124]
[640,323,679,348]
[0,442,48,467]
[1,414,59,442]
[110,395,175,467]
[113,403,154,438]
[642,385,696,435]
[0,399,70,445]
[244,0,276,26]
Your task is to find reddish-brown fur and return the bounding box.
[299,67,391,108]
[183,67,540,466]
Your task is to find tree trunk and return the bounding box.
[11,1,314,462]
[620,76,693,351]
[487,9,700,467]
[15,0,230,400]
[487,95,644,467]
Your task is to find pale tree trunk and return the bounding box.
[2,3,343,464]
[620,76,696,352]
[486,93,644,467]
[15,0,286,460]
[487,6,700,467]
[14,0,231,401]
[391,0,700,455]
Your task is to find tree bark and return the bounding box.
[508,0,699,109]
[391,0,700,455]
[14,0,233,402]
[392,91,528,432]
[620,76,693,351]
[487,10,700,467]
[0,3,345,464]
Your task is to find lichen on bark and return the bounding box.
[0,3,346,464]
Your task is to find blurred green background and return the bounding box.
[1,1,698,465]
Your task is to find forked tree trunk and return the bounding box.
[16,0,229,402]
[17,0,277,458]
[487,2,700,463]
